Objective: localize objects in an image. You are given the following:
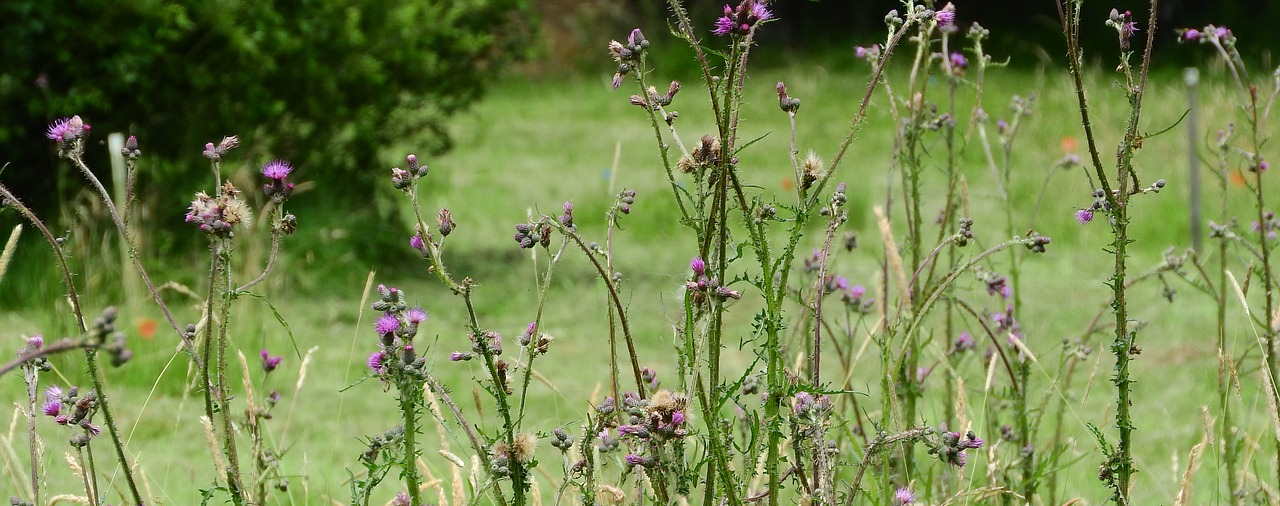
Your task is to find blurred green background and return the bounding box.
[2,0,1279,504]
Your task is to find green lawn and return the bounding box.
[1,61,1273,505]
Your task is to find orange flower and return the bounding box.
[137,318,157,340]
[1229,169,1247,187]
[1060,136,1078,154]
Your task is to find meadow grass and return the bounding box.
[0,62,1273,504]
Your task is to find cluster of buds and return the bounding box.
[628,81,680,111]
[185,182,252,237]
[955,217,975,246]
[685,256,741,304]
[367,285,428,378]
[120,135,141,160]
[615,189,638,215]
[967,21,990,42]
[512,221,554,249]
[260,160,296,200]
[952,331,976,354]
[775,82,800,113]
[491,433,537,476]
[929,430,985,467]
[43,385,101,446]
[202,135,239,161]
[359,426,404,464]
[1177,24,1235,46]
[607,29,647,89]
[712,0,773,36]
[617,390,689,442]
[1024,231,1051,253]
[390,153,429,190]
[819,182,848,218]
[791,392,833,428]
[675,135,723,175]
[1105,9,1140,50]
[90,307,132,367]
[1253,211,1279,241]
[596,427,620,452]
[551,428,575,452]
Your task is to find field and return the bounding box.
[1,54,1275,505]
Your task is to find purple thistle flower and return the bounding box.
[260,349,283,373]
[690,256,707,277]
[627,28,646,48]
[409,234,426,252]
[712,16,735,36]
[894,488,917,505]
[617,425,649,438]
[749,1,772,22]
[1075,208,1095,224]
[26,334,44,350]
[1182,28,1201,41]
[848,284,866,299]
[1214,26,1231,39]
[1259,160,1270,172]
[261,160,293,180]
[949,52,967,69]
[935,8,955,28]
[43,401,61,417]
[670,410,686,426]
[624,454,653,468]
[45,115,90,143]
[375,314,399,336]
[407,308,428,324]
[954,331,975,352]
[1121,21,1139,39]
[45,386,62,404]
[54,415,69,425]
[367,351,385,372]
[82,423,102,436]
[449,352,473,362]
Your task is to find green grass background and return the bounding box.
[1,61,1275,504]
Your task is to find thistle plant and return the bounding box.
[1055,1,1164,502]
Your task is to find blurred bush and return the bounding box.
[0,0,530,254]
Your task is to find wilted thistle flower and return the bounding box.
[894,488,917,505]
[801,152,824,190]
[983,273,1012,299]
[406,153,428,177]
[560,201,575,228]
[437,208,455,236]
[776,82,801,113]
[260,349,283,373]
[186,183,252,237]
[202,135,239,161]
[607,29,647,88]
[513,432,537,463]
[1025,232,1052,253]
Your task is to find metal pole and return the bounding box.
[1185,67,1202,253]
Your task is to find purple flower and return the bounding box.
[935,8,955,28]
[986,276,1011,299]
[712,1,772,36]
[1182,28,1201,41]
[54,415,69,425]
[367,351,385,372]
[375,315,399,336]
[261,160,293,180]
[260,349,283,373]
[449,352,473,362]
[713,16,735,36]
[45,386,62,404]
[1214,26,1231,39]
[45,116,90,143]
[689,256,707,277]
[627,29,646,48]
[954,331,975,352]
[1075,208,1095,224]
[617,425,649,438]
[624,454,653,468]
[409,234,426,252]
[560,201,575,228]
[1259,160,1270,172]
[894,488,917,505]
[43,401,61,417]
[949,52,967,69]
[82,423,102,436]
[670,411,686,426]
[407,308,428,324]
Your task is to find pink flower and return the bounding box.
[1075,208,1094,224]
[260,349,283,373]
[262,160,293,180]
[45,115,90,143]
[407,308,428,324]
[375,315,399,336]
[43,401,61,417]
[367,351,385,372]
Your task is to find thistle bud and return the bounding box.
[437,208,455,236]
